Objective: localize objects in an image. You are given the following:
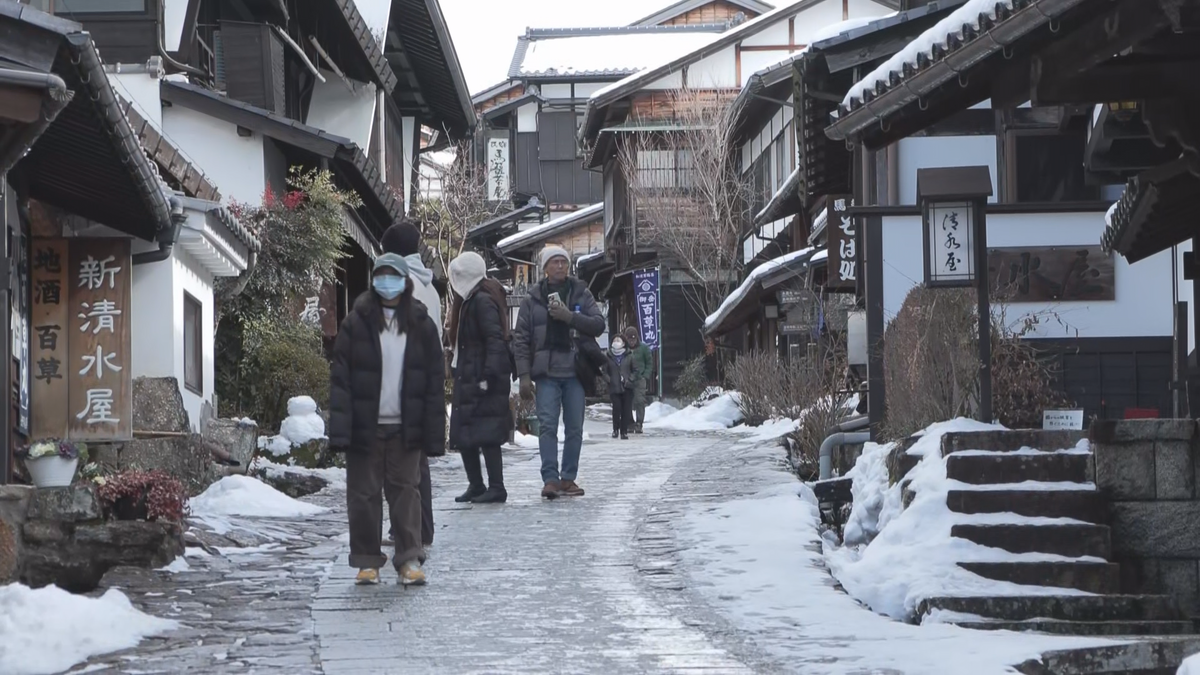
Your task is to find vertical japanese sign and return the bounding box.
[826,195,856,291]
[67,239,133,441]
[486,136,510,202]
[633,268,660,350]
[927,201,976,286]
[13,227,29,434]
[30,239,69,439]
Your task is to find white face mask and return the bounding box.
[612,340,626,351]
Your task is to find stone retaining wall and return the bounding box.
[1089,418,1200,615]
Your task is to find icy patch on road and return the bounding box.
[677,449,1117,674]
[826,418,1099,622]
[190,475,327,518]
[0,584,178,675]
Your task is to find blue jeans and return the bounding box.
[535,377,585,484]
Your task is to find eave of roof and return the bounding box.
[119,95,221,203]
[387,0,477,140]
[4,4,171,241]
[324,0,397,93]
[0,68,71,175]
[508,23,731,81]
[1102,156,1200,264]
[161,80,401,241]
[631,0,774,27]
[465,203,547,241]
[497,203,604,253]
[471,79,520,105]
[755,166,802,225]
[177,194,262,254]
[704,246,815,336]
[480,91,541,120]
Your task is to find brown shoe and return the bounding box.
[542,481,562,500]
[560,480,585,497]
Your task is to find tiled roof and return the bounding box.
[509,25,727,80]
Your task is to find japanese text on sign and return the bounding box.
[30,240,69,439]
[826,196,856,291]
[486,137,510,201]
[928,202,975,285]
[633,268,660,350]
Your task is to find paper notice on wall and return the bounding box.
[1042,409,1084,431]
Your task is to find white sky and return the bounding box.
[439,0,656,94]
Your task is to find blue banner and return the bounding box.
[633,268,660,350]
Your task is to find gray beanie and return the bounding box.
[448,251,487,298]
[539,245,571,271]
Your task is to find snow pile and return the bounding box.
[259,396,326,455]
[677,445,1113,674]
[647,391,743,432]
[1179,653,1200,675]
[0,584,178,675]
[251,456,347,489]
[643,401,678,423]
[826,418,1097,621]
[190,475,327,518]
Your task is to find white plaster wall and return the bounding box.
[164,107,265,205]
[897,135,998,205]
[174,249,216,429]
[741,21,791,46]
[517,103,538,132]
[686,48,739,88]
[163,0,189,52]
[645,69,685,91]
[305,73,378,150]
[880,212,1173,339]
[738,49,794,85]
[541,83,572,99]
[794,0,851,40]
[110,72,162,128]
[351,0,392,38]
[573,83,606,98]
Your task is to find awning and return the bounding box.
[755,166,802,226]
[704,247,816,337]
[465,202,546,242]
[162,80,401,251]
[4,6,172,241]
[497,203,603,254]
[1102,156,1200,264]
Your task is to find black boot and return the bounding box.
[456,448,486,503]
[472,446,507,503]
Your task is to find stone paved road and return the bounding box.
[74,419,799,674]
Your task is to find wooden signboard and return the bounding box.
[987,246,1115,302]
[780,321,808,336]
[30,239,69,440]
[825,195,857,292]
[63,239,133,442]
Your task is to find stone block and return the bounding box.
[0,486,32,584]
[253,469,329,498]
[26,486,101,522]
[1094,440,1156,499]
[117,435,218,497]
[1090,418,1197,444]
[1110,502,1200,557]
[203,418,258,475]
[132,376,190,433]
[0,519,17,582]
[1156,440,1195,499]
[20,520,184,593]
[1160,559,1200,615]
[942,430,1085,454]
[21,520,68,545]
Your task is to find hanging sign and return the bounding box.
[826,195,856,291]
[486,136,510,202]
[633,267,660,350]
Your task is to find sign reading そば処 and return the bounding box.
[30,238,133,442]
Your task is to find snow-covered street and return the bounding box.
[4,398,1175,674]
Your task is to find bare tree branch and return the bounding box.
[617,88,753,321]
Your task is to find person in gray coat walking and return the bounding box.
[513,245,606,499]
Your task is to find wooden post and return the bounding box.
[865,214,885,441]
[975,201,992,423]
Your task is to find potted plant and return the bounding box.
[96,470,189,522]
[15,439,87,488]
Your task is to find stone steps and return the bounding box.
[941,430,1086,455]
[918,595,1184,623]
[945,452,1091,485]
[950,523,1111,558]
[945,489,1106,524]
[952,619,1195,636]
[957,561,1121,593]
[1013,637,1200,674]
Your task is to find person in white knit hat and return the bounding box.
[512,244,606,499]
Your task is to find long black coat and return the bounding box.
[328,293,446,456]
[448,286,512,449]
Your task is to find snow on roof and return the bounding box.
[517,31,720,78]
[754,165,801,222]
[808,206,829,244]
[496,203,604,252]
[810,249,829,263]
[841,0,1013,110]
[704,247,814,332]
[575,250,605,266]
[590,0,815,103]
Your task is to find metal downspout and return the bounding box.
[133,197,185,265]
[819,414,872,480]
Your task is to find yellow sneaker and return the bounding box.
[399,560,426,586]
[355,568,380,585]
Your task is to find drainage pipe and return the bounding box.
[819,415,872,481]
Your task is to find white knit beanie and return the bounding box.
[449,251,487,298]
[539,245,571,272]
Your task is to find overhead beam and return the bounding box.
[1032,0,1185,80]
[1032,61,1200,105]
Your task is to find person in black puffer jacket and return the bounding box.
[328,253,445,587]
[446,251,513,504]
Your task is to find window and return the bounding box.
[49,0,146,13]
[1003,127,1098,203]
[636,149,693,189]
[183,293,203,395]
[775,135,787,189]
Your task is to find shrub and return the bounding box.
[96,470,189,522]
[673,354,710,403]
[881,286,1073,440]
[221,316,330,432]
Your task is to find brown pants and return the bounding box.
[347,425,425,570]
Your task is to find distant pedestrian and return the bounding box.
[623,326,653,434]
[329,253,445,586]
[380,220,439,548]
[513,245,605,499]
[446,251,512,504]
[604,335,634,440]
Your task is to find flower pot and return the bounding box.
[25,455,79,488]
